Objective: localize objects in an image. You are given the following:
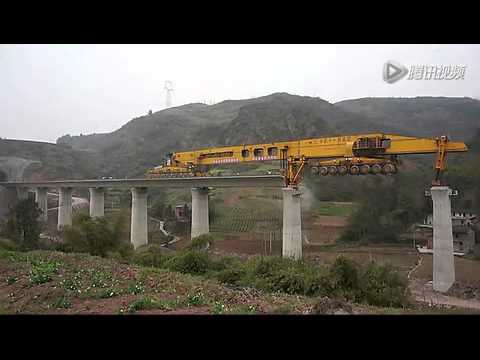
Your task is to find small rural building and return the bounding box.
[175,204,189,222]
[416,211,477,254]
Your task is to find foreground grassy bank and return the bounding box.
[0,243,475,314]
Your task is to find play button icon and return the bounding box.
[383,60,408,84]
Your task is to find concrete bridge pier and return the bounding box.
[17,187,29,201]
[89,187,105,218]
[282,187,302,259]
[35,187,48,222]
[191,187,209,239]
[431,186,456,292]
[58,187,73,230]
[131,187,148,249]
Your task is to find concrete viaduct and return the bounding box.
[0,176,303,258]
[0,176,457,292]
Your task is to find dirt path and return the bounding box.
[149,217,181,247]
[409,279,480,311]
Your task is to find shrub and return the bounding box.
[183,234,215,252]
[214,266,246,286]
[128,298,157,313]
[186,292,205,306]
[210,254,410,308]
[208,255,243,275]
[359,261,411,308]
[0,238,18,251]
[127,297,180,313]
[53,296,72,309]
[2,199,42,250]
[62,213,128,257]
[327,256,362,301]
[312,297,353,315]
[132,244,172,268]
[164,250,212,275]
[117,241,135,261]
[269,268,307,294]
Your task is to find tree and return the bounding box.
[3,199,42,250]
[62,212,129,257]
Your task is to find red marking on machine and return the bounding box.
[213,158,240,165]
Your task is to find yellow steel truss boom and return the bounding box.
[147,133,468,187]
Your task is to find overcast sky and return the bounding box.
[1,44,479,143]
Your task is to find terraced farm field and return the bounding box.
[210,206,282,233]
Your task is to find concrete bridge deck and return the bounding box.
[0,175,285,189]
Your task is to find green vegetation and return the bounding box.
[185,292,205,306]
[165,250,212,275]
[28,258,60,285]
[210,205,281,233]
[127,297,183,313]
[61,211,133,258]
[310,130,480,246]
[444,130,480,214]
[132,244,171,268]
[53,296,72,309]
[313,201,356,217]
[130,242,411,308]
[183,234,215,251]
[1,199,42,250]
[0,238,18,251]
[1,246,463,314]
[338,172,430,243]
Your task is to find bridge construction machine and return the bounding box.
[147,133,468,188]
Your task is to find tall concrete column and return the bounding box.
[131,187,148,249]
[89,187,105,218]
[35,187,48,222]
[1,187,19,219]
[58,187,73,230]
[282,187,302,259]
[431,186,455,292]
[191,187,209,239]
[17,187,29,200]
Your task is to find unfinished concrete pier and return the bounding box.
[191,187,209,239]
[282,187,302,259]
[430,186,455,292]
[131,187,148,249]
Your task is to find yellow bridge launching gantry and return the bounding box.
[147,133,468,187]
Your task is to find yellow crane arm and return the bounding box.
[147,133,468,187]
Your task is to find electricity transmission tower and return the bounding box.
[164,81,174,108]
